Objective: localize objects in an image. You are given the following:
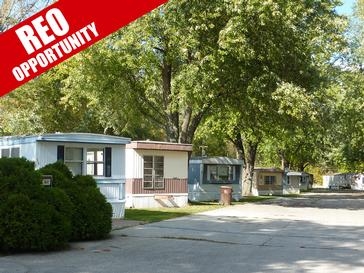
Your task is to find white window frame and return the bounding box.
[86,148,105,176]
[143,155,164,190]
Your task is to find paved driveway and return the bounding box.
[1,192,364,273]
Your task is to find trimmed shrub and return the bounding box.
[67,187,112,240]
[0,157,41,200]
[37,165,74,189]
[40,161,73,179]
[39,162,113,241]
[0,158,72,252]
[0,193,71,251]
[73,175,97,188]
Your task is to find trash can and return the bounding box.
[220,186,233,206]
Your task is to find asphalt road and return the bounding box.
[1,192,364,273]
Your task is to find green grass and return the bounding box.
[125,196,276,223]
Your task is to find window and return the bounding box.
[0,147,20,158]
[264,176,276,185]
[143,156,164,189]
[1,148,10,158]
[11,147,20,158]
[87,148,104,176]
[65,147,83,175]
[207,165,235,183]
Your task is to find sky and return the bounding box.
[336,0,356,15]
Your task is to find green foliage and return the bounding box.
[0,157,41,199]
[0,159,112,252]
[73,175,97,187]
[0,193,71,252]
[68,187,112,240]
[0,159,72,252]
[38,162,112,241]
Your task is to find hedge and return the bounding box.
[0,158,112,252]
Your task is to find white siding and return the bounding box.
[128,149,188,179]
[125,148,139,179]
[0,142,36,162]
[37,141,127,218]
[111,145,125,178]
[36,142,58,168]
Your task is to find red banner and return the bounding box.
[0,0,168,97]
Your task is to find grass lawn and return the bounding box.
[124,196,276,223]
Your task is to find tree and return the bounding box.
[60,0,228,143]
[0,0,51,32]
[0,63,103,135]
[323,0,364,172]
[213,0,346,195]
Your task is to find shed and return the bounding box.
[188,157,243,202]
[125,141,192,208]
[254,167,284,195]
[0,133,130,218]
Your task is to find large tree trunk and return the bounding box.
[179,106,192,143]
[162,61,179,142]
[278,150,290,171]
[242,142,259,196]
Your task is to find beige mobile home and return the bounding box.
[125,141,192,208]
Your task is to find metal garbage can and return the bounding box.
[220,186,233,205]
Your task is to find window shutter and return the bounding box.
[57,145,65,162]
[105,147,112,177]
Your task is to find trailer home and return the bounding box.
[0,133,130,218]
[125,141,192,208]
[188,157,243,201]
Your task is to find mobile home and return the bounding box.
[125,141,192,208]
[0,133,130,218]
[188,157,243,201]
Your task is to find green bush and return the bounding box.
[0,157,41,200]
[0,193,71,252]
[0,158,72,252]
[0,159,112,252]
[37,165,74,189]
[73,175,97,187]
[40,161,74,179]
[68,187,112,240]
[39,162,113,241]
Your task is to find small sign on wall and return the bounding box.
[42,175,53,186]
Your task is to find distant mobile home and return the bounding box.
[188,157,243,202]
[284,171,308,195]
[0,133,131,218]
[323,173,364,190]
[125,141,192,208]
[351,174,364,190]
[254,167,284,195]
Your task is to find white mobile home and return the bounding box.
[125,141,192,208]
[0,133,130,218]
[284,171,307,195]
[323,173,364,190]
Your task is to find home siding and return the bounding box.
[129,149,189,179]
[127,178,187,194]
[125,147,190,208]
[38,141,127,218]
